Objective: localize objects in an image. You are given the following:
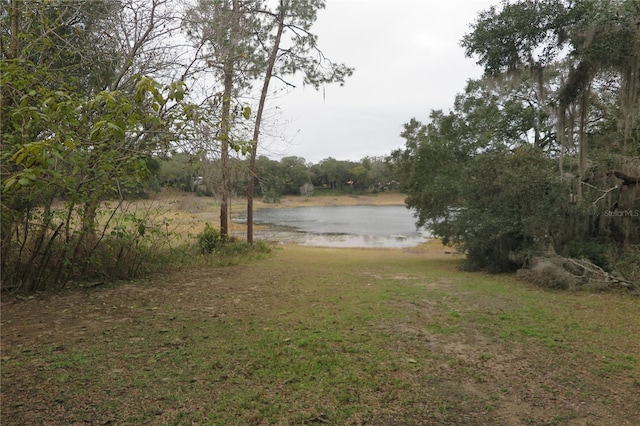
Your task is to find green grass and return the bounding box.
[2,246,639,425]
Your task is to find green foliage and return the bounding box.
[0,1,192,291]
[461,0,575,74]
[197,223,222,253]
[157,152,201,192]
[262,190,281,204]
[445,147,570,272]
[565,240,611,271]
[216,239,270,257]
[0,199,183,292]
[394,94,575,272]
[393,0,640,276]
[193,224,271,264]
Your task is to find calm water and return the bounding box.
[234,205,430,248]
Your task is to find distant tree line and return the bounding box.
[156,153,399,198]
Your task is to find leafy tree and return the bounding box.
[278,156,309,194]
[1,1,189,290]
[252,155,283,196]
[183,0,260,240]
[310,157,356,191]
[246,0,353,243]
[393,104,574,272]
[396,0,639,275]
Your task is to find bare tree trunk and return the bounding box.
[558,105,565,176]
[247,0,287,244]
[533,63,544,147]
[217,0,241,241]
[10,0,20,59]
[577,83,590,201]
[220,63,233,241]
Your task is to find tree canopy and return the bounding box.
[393,0,639,281]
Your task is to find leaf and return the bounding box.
[13,149,28,165]
[4,177,17,190]
[91,121,106,139]
[243,106,251,120]
[106,122,125,139]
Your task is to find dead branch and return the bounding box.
[612,171,640,186]
[517,255,637,291]
[592,185,619,205]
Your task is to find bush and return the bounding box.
[410,147,573,273]
[197,223,222,253]
[0,204,181,292]
[262,190,280,204]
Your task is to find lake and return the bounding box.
[234,205,430,248]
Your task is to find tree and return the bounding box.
[246,0,353,243]
[184,0,261,241]
[279,156,310,194]
[396,0,639,276]
[310,157,356,191]
[461,0,578,151]
[1,1,189,290]
[393,100,573,272]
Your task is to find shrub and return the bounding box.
[262,190,280,204]
[197,223,222,253]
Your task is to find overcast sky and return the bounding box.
[258,0,498,164]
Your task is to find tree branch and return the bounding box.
[612,171,640,186]
[592,185,618,205]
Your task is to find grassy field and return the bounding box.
[2,239,639,425]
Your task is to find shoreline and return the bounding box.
[266,192,407,208]
[150,189,455,253]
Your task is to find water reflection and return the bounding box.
[234,205,430,248]
[301,233,428,248]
